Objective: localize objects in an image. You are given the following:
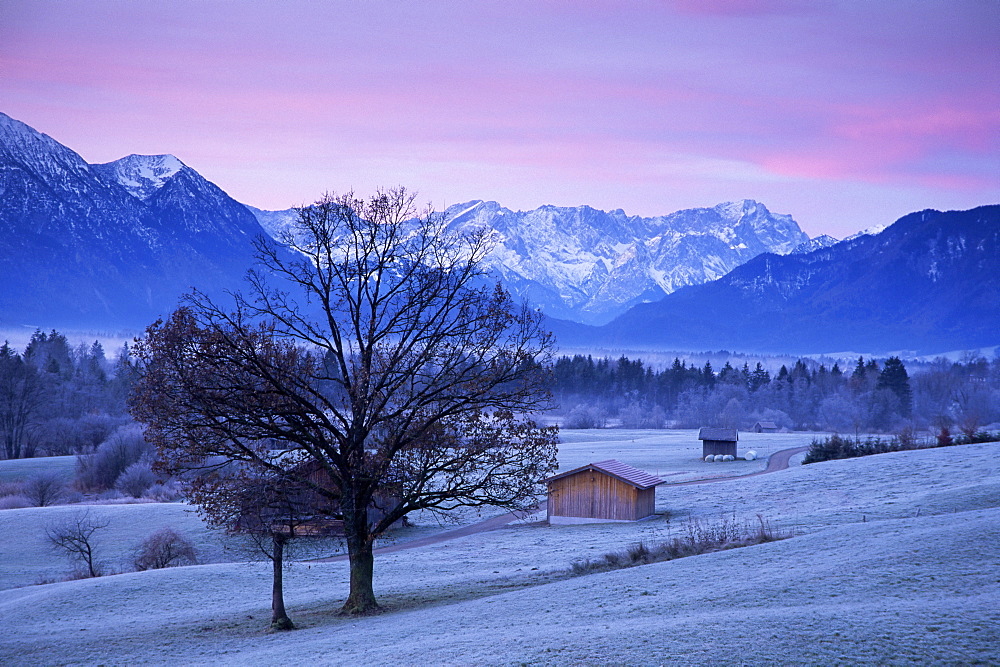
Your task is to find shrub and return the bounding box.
[564,404,607,429]
[0,480,25,497]
[76,424,154,492]
[115,460,156,498]
[133,527,198,571]
[804,431,1000,464]
[23,473,67,507]
[626,541,652,564]
[143,480,184,503]
[0,494,31,510]
[568,514,787,576]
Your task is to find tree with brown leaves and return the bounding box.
[131,187,558,615]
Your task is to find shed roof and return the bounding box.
[754,421,778,429]
[699,427,738,441]
[545,459,665,490]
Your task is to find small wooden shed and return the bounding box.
[545,459,664,524]
[699,427,738,457]
[753,421,778,433]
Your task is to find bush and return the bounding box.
[0,480,25,497]
[133,527,197,571]
[803,434,900,464]
[804,430,1000,464]
[568,514,786,576]
[0,494,31,510]
[564,404,607,429]
[143,480,184,503]
[23,473,67,507]
[115,460,156,498]
[76,424,153,492]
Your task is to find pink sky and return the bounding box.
[1,0,997,238]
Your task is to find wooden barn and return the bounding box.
[699,427,738,457]
[545,459,665,524]
[753,421,779,433]
[236,460,403,537]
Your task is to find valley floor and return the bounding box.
[1,434,998,665]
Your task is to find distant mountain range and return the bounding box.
[434,199,809,324]
[249,199,811,325]
[0,112,280,329]
[552,205,1000,354]
[1,112,996,355]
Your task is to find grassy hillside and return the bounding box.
[1,437,997,664]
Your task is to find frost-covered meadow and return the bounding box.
[1,431,998,665]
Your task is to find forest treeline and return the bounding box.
[0,330,136,459]
[3,328,1000,459]
[552,353,1000,433]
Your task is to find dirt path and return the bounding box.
[311,445,809,563]
[667,445,809,486]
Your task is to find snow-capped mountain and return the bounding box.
[554,205,1000,354]
[248,199,809,324]
[791,234,838,254]
[245,205,299,240]
[92,154,184,200]
[0,113,278,329]
[434,199,809,324]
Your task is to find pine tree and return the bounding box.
[877,356,912,417]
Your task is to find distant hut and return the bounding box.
[753,421,778,433]
[236,460,403,537]
[698,427,738,458]
[545,459,664,524]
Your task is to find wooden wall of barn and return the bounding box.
[702,440,737,457]
[548,471,655,521]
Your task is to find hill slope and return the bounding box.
[1,439,997,664]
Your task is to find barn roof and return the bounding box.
[755,421,778,429]
[699,427,738,441]
[545,459,665,490]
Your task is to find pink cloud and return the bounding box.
[1,0,997,235]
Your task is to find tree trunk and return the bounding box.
[341,498,379,614]
[270,533,294,630]
[343,537,377,614]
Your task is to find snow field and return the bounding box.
[0,437,997,664]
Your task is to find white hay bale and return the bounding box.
[745,450,757,461]
[722,454,735,462]
[713,454,725,462]
[705,455,715,462]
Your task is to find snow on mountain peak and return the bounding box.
[93,154,186,200]
[845,224,888,242]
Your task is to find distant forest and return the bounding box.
[551,353,1000,434]
[2,328,1000,460]
[0,330,136,460]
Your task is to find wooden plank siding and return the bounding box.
[702,439,737,457]
[549,471,651,521]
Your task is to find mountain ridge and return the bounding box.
[0,113,279,330]
[551,205,1000,355]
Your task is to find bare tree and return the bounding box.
[187,467,322,630]
[131,187,559,615]
[47,510,108,578]
[0,343,44,459]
